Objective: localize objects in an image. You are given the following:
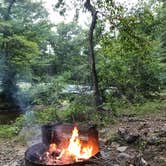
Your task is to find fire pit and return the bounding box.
[25,123,99,166]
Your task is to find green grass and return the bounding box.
[116,99,166,117]
[0,125,17,138]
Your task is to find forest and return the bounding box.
[0,0,165,165]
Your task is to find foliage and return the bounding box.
[49,22,89,84]
[97,6,161,102]
[59,102,92,122]
[157,0,166,88]
[5,35,40,70]
[0,0,52,104]
[0,94,165,138]
[33,107,59,124]
[54,0,162,103]
[28,71,70,105]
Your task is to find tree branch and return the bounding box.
[4,0,16,20]
[84,0,96,14]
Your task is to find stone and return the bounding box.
[159,156,166,162]
[147,135,159,145]
[118,127,127,136]
[11,161,18,166]
[117,146,128,152]
[138,123,149,130]
[100,150,107,158]
[134,154,149,166]
[111,142,120,148]
[118,127,140,143]
[125,133,140,143]
[117,152,131,160]
[141,158,148,166]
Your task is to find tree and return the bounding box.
[54,0,116,109]
[97,3,160,102]
[48,22,88,79]
[157,0,166,88]
[84,0,102,109]
[0,0,51,106]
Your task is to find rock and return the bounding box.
[158,156,166,162]
[158,130,166,137]
[118,127,126,136]
[142,128,150,136]
[117,146,128,152]
[118,127,140,143]
[134,154,149,166]
[117,152,135,165]
[138,123,149,130]
[100,150,107,158]
[125,133,140,143]
[128,117,146,122]
[111,142,120,148]
[147,135,159,145]
[117,152,131,160]
[141,158,148,166]
[11,161,18,166]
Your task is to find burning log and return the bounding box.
[25,123,99,166]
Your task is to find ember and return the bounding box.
[25,123,99,166]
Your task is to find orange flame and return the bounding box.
[49,143,57,153]
[67,126,93,161]
[46,126,96,163]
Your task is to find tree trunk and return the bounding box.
[84,0,102,109]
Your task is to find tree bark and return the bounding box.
[84,0,102,109]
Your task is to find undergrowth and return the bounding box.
[0,97,165,139]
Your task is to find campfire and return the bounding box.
[25,123,99,166]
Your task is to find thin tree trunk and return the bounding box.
[4,0,16,20]
[84,0,102,109]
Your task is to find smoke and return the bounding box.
[0,55,5,89]
[15,82,32,112]
[0,55,32,112]
[19,123,42,147]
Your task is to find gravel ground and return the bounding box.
[0,140,26,166]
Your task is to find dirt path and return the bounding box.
[0,115,165,166]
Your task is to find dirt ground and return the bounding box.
[0,115,165,166]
